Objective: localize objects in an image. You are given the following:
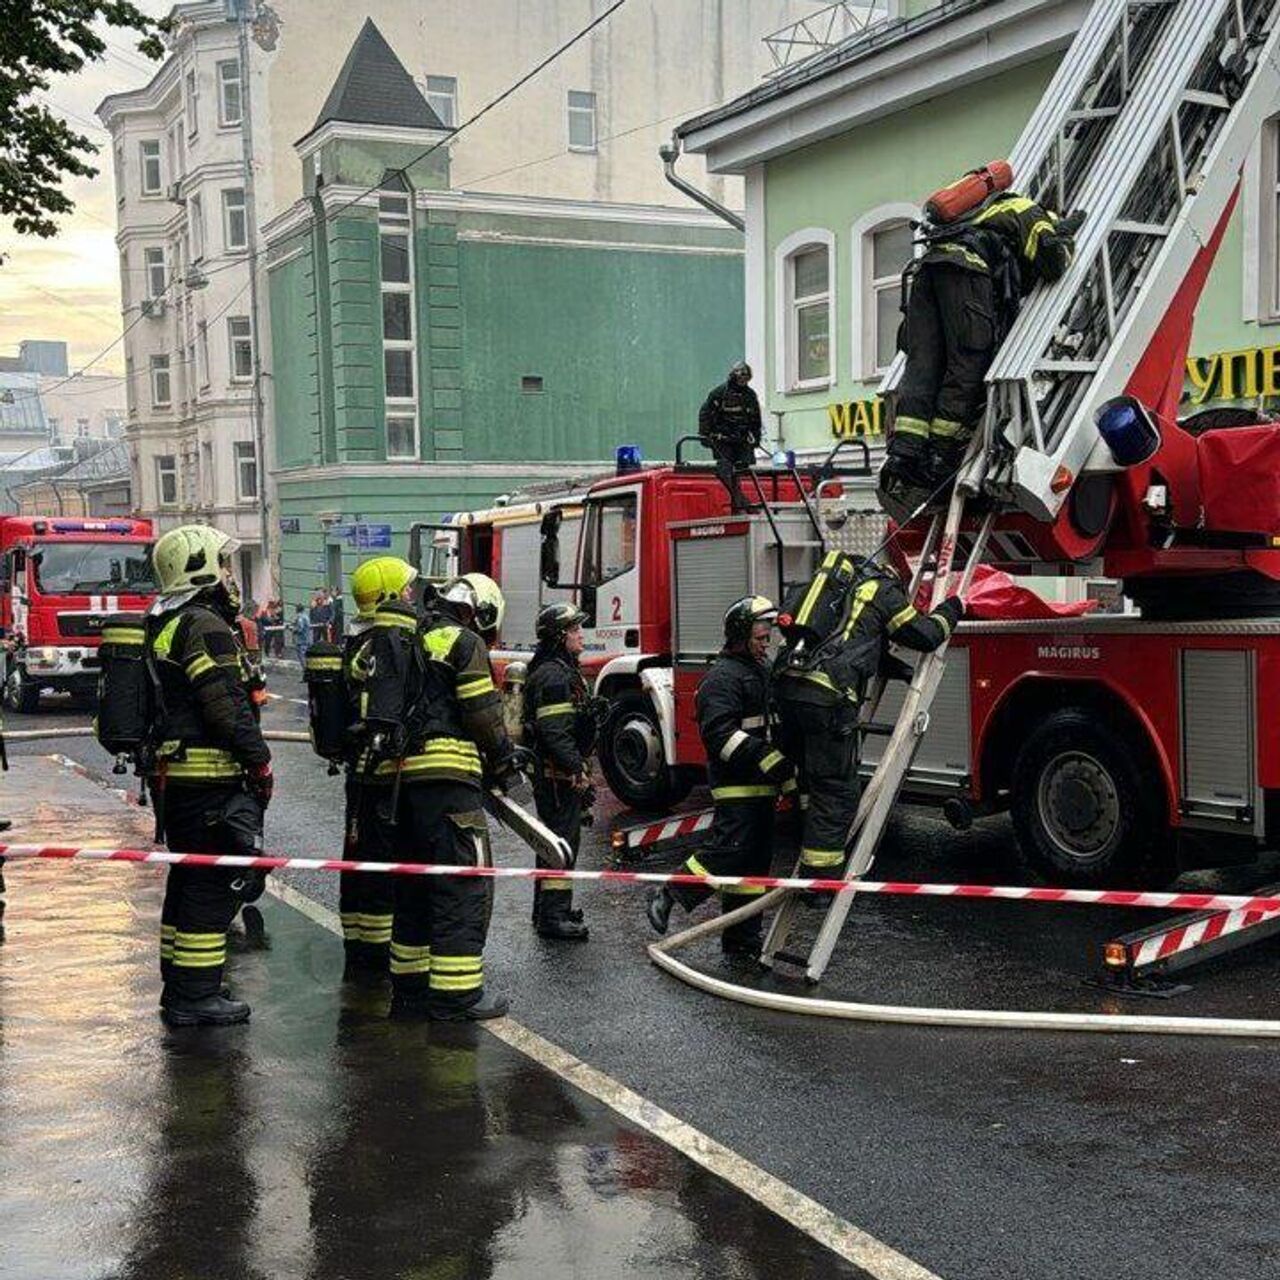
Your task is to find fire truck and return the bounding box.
[0,516,156,712]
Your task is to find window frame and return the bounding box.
[227,315,254,382]
[149,354,172,409]
[221,187,247,252]
[233,440,258,502]
[185,68,199,137]
[774,228,836,394]
[581,493,639,588]
[850,203,920,382]
[156,455,178,507]
[567,90,598,153]
[216,58,242,128]
[379,189,419,460]
[144,246,166,301]
[139,139,162,196]
[424,74,457,128]
[197,321,210,389]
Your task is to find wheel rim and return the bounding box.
[1036,750,1121,863]
[612,714,663,791]
[5,669,21,709]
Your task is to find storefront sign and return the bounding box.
[1184,344,1280,405]
[828,396,884,439]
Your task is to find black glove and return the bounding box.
[246,762,274,811]
[935,596,966,630]
[1055,209,1086,238]
[491,745,534,796]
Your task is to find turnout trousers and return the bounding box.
[160,782,263,1001]
[892,263,998,464]
[390,780,494,1017]
[532,776,582,925]
[670,793,776,947]
[339,777,396,971]
[706,438,755,512]
[777,701,863,879]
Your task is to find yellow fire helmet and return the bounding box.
[439,572,505,634]
[152,524,238,597]
[350,555,418,619]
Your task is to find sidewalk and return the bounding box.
[0,756,867,1280]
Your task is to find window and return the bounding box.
[197,321,210,388]
[424,75,457,128]
[380,233,410,283]
[46,417,60,441]
[32,543,156,594]
[144,246,166,300]
[869,224,913,371]
[114,145,125,205]
[185,69,199,135]
[386,415,417,460]
[106,414,122,438]
[222,188,247,251]
[384,349,414,399]
[190,194,205,261]
[217,59,242,127]
[582,494,638,587]
[156,455,178,506]
[76,418,90,439]
[567,90,598,152]
[775,230,835,392]
[119,251,129,307]
[150,354,172,408]
[139,140,162,195]
[234,441,258,501]
[228,316,254,380]
[382,292,411,341]
[850,204,918,380]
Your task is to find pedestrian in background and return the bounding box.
[311,590,333,644]
[331,589,346,641]
[294,603,312,666]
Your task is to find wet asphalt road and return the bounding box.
[7,690,1280,1279]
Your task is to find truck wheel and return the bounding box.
[4,664,40,715]
[1011,709,1172,887]
[598,689,691,811]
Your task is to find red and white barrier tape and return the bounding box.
[6,841,1280,912]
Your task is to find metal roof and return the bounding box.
[0,373,49,437]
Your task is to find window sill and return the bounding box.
[567,144,598,154]
[783,377,834,396]
[223,245,249,256]
[217,121,243,132]
[140,192,165,201]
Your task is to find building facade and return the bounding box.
[266,20,743,605]
[678,0,1280,453]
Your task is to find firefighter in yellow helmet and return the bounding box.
[331,555,418,981]
[148,524,272,1026]
[388,572,523,1019]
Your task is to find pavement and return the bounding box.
[7,693,1280,1279]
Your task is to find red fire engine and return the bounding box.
[0,516,156,712]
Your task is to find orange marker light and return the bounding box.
[1050,466,1074,494]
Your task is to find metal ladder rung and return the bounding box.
[1065,106,1122,122]
[1036,358,1103,373]
[1112,219,1171,236]
[1181,88,1231,108]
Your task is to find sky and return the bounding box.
[0,2,172,378]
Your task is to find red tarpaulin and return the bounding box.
[949,565,1099,620]
[1197,424,1280,535]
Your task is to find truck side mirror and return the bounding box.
[540,509,563,587]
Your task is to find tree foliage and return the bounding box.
[0,2,168,246]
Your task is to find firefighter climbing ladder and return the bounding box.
[754,0,1280,984]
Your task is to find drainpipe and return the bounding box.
[659,132,744,232]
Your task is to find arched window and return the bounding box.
[850,203,919,381]
[774,228,835,392]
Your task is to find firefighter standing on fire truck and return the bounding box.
[388,573,523,1020]
[523,602,595,942]
[774,554,963,884]
[333,555,420,980]
[646,596,794,957]
[698,361,762,513]
[147,524,272,1027]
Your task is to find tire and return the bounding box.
[4,664,41,715]
[1011,708,1173,887]
[598,688,692,811]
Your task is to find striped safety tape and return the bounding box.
[6,842,1280,912]
[618,808,715,850]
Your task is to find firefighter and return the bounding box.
[147,525,272,1027]
[523,602,595,942]
[698,360,762,513]
[773,555,963,884]
[881,195,1084,496]
[647,596,794,958]
[336,555,420,981]
[388,572,523,1020]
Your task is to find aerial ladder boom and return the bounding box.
[761,0,1280,983]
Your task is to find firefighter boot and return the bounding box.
[928,437,970,491]
[721,920,763,960]
[390,989,510,1022]
[160,991,251,1027]
[646,886,675,935]
[534,882,589,942]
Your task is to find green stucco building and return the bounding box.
[677,0,1280,453]
[263,20,743,606]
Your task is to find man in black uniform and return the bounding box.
[523,602,596,942]
[388,572,522,1020]
[698,360,763,513]
[774,554,963,883]
[647,596,794,957]
[147,524,273,1027]
[882,194,1084,496]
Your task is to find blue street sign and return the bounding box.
[278,516,300,534]
[351,522,393,549]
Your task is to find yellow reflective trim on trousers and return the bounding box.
[721,883,767,896]
[173,952,226,968]
[429,972,484,992]
[894,415,930,438]
[929,417,966,438]
[887,604,918,634]
[759,750,784,775]
[457,676,496,700]
[431,954,483,973]
[710,784,776,800]
[801,849,846,868]
[389,940,431,974]
[173,931,224,946]
[685,853,711,878]
[541,878,573,891]
[305,655,343,671]
[390,956,431,975]
[536,701,574,719]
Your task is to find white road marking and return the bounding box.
[264,876,942,1280]
[265,692,310,707]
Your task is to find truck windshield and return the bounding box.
[581,493,637,586]
[31,542,156,596]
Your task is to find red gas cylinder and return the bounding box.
[925,160,1014,224]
